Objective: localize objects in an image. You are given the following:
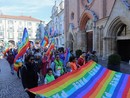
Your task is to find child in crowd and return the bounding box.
[44,68,55,84]
[69,56,77,71]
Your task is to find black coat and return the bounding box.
[21,63,38,89]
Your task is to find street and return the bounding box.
[0,58,130,98]
[0,59,28,98]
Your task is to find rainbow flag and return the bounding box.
[2,48,9,57]
[14,28,29,63]
[14,59,22,71]
[29,61,130,98]
[64,48,71,65]
[46,40,55,56]
[40,31,49,47]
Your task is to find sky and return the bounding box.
[0,0,62,24]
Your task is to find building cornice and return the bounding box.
[0,14,41,22]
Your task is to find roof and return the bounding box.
[0,14,41,22]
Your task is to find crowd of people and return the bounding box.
[3,46,98,98]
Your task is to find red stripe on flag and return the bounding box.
[14,42,29,63]
[122,76,130,98]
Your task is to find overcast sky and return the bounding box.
[0,0,62,23]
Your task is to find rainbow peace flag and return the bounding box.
[2,48,9,57]
[14,28,29,63]
[46,40,55,56]
[29,61,130,98]
[40,31,49,47]
[14,59,22,71]
[64,48,71,65]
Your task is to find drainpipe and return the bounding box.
[93,20,97,51]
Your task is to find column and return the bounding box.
[93,22,97,51]
[102,38,107,60]
[100,26,104,57]
[76,31,87,52]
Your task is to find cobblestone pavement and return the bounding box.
[0,59,28,98]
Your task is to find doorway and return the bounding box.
[117,40,130,62]
[86,31,93,52]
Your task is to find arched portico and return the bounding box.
[105,17,130,61]
[79,9,98,52]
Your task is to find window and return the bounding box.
[0,26,3,31]
[19,21,21,24]
[71,12,74,20]
[8,27,14,32]
[18,32,22,38]
[28,22,32,26]
[18,27,23,32]
[0,31,3,38]
[8,32,14,38]
[8,20,13,25]
[0,20,2,24]
[36,23,39,27]
[27,22,32,28]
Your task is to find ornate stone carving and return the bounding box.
[81,0,94,9]
[85,19,93,31]
[121,0,130,10]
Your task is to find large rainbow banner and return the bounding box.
[29,61,130,98]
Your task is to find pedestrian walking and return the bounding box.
[7,50,15,75]
[21,55,38,98]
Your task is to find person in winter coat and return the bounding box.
[42,54,49,77]
[77,52,86,66]
[7,51,15,75]
[21,55,38,98]
[88,51,98,63]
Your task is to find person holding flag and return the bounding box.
[14,28,30,72]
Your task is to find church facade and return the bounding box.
[65,0,130,61]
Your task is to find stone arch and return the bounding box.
[79,9,98,30]
[106,16,130,61]
[107,16,123,37]
[79,9,98,52]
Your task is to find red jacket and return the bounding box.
[78,56,85,66]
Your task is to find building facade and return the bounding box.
[65,0,130,61]
[0,15,41,45]
[46,0,65,48]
